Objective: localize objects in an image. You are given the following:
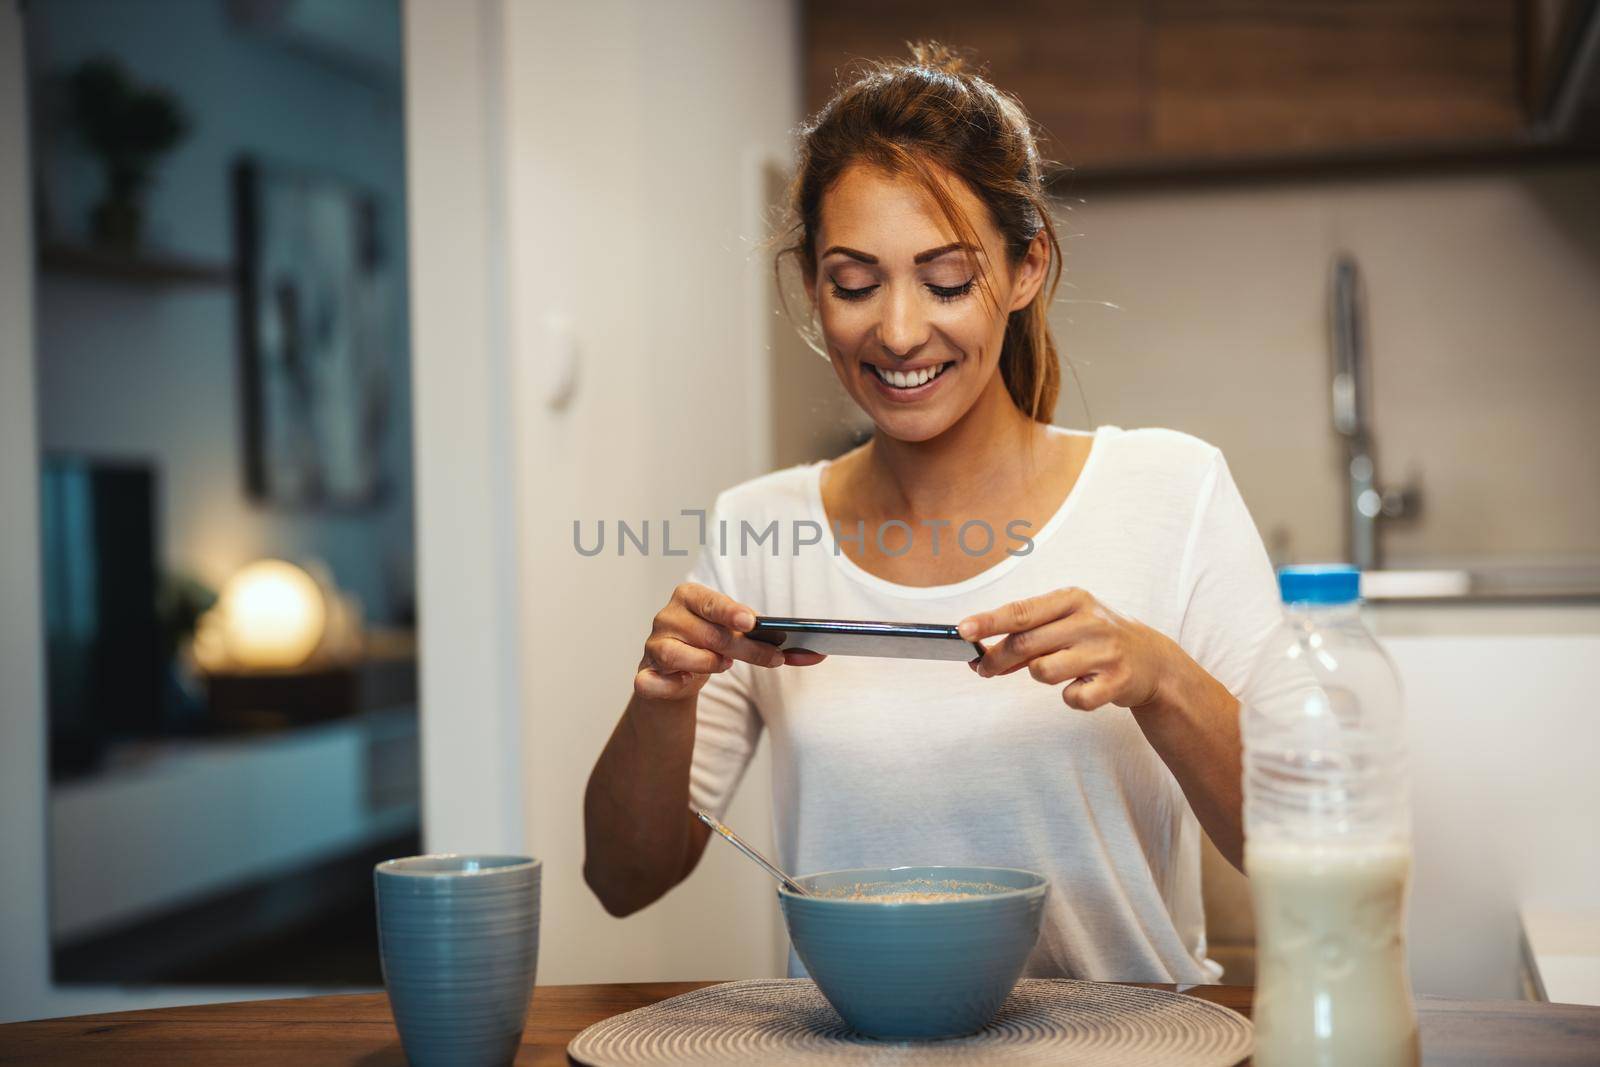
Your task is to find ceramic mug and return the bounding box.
[375,854,541,1067]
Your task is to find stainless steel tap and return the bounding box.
[1330,255,1419,571]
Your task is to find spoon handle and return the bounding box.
[693,807,809,896]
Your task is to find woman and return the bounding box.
[583,43,1283,984]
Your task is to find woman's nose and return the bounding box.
[876,285,930,357]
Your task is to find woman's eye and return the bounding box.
[826,278,973,302]
[830,282,878,301]
[927,279,975,302]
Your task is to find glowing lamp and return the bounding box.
[218,559,327,669]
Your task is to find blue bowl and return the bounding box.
[778,865,1048,1040]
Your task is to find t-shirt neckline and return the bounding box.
[804,424,1117,600]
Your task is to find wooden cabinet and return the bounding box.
[803,1,1542,179]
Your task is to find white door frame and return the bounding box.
[0,0,54,1024]
[401,0,527,854]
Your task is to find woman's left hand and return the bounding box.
[957,587,1186,712]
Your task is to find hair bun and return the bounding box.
[906,40,969,76]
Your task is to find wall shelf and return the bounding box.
[38,242,233,286]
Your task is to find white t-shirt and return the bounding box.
[684,425,1283,983]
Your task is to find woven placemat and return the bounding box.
[567,978,1251,1066]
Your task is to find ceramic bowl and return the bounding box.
[777,864,1048,1040]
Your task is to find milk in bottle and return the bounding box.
[1243,565,1419,1067]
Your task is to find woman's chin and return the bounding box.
[862,404,958,444]
[849,358,990,443]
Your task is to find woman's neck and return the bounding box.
[857,375,1051,521]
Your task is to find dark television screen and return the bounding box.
[40,457,161,776]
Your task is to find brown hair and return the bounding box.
[778,42,1062,422]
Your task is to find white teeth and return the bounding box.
[874,363,948,388]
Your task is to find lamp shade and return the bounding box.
[218,559,327,669]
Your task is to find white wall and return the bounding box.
[503,0,799,983]
[403,0,800,982]
[1053,164,1600,568]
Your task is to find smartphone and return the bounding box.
[747,616,983,662]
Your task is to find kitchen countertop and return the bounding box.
[2,981,1599,1065]
[1523,908,1600,1006]
[1361,564,1600,606]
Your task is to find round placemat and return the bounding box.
[567,978,1251,1066]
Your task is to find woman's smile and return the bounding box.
[862,358,957,403]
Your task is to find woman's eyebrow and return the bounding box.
[820,242,977,265]
[913,242,976,264]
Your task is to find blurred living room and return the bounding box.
[1,0,1598,1063]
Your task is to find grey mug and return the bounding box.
[375,854,541,1067]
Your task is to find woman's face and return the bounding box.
[807,163,1047,443]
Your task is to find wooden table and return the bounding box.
[1,980,1597,1065]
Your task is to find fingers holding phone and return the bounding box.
[748,617,982,662]
[634,583,825,701]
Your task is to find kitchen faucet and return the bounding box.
[1330,254,1419,571]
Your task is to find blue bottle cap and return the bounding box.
[1277,564,1361,605]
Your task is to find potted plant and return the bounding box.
[68,56,190,251]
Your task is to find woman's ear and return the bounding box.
[1007,232,1050,313]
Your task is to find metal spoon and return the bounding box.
[693,806,809,895]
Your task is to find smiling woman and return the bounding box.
[583,42,1285,989]
[780,42,1061,435]
[807,166,1043,436]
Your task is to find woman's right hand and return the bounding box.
[634,582,825,701]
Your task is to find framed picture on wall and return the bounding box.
[233,158,392,509]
